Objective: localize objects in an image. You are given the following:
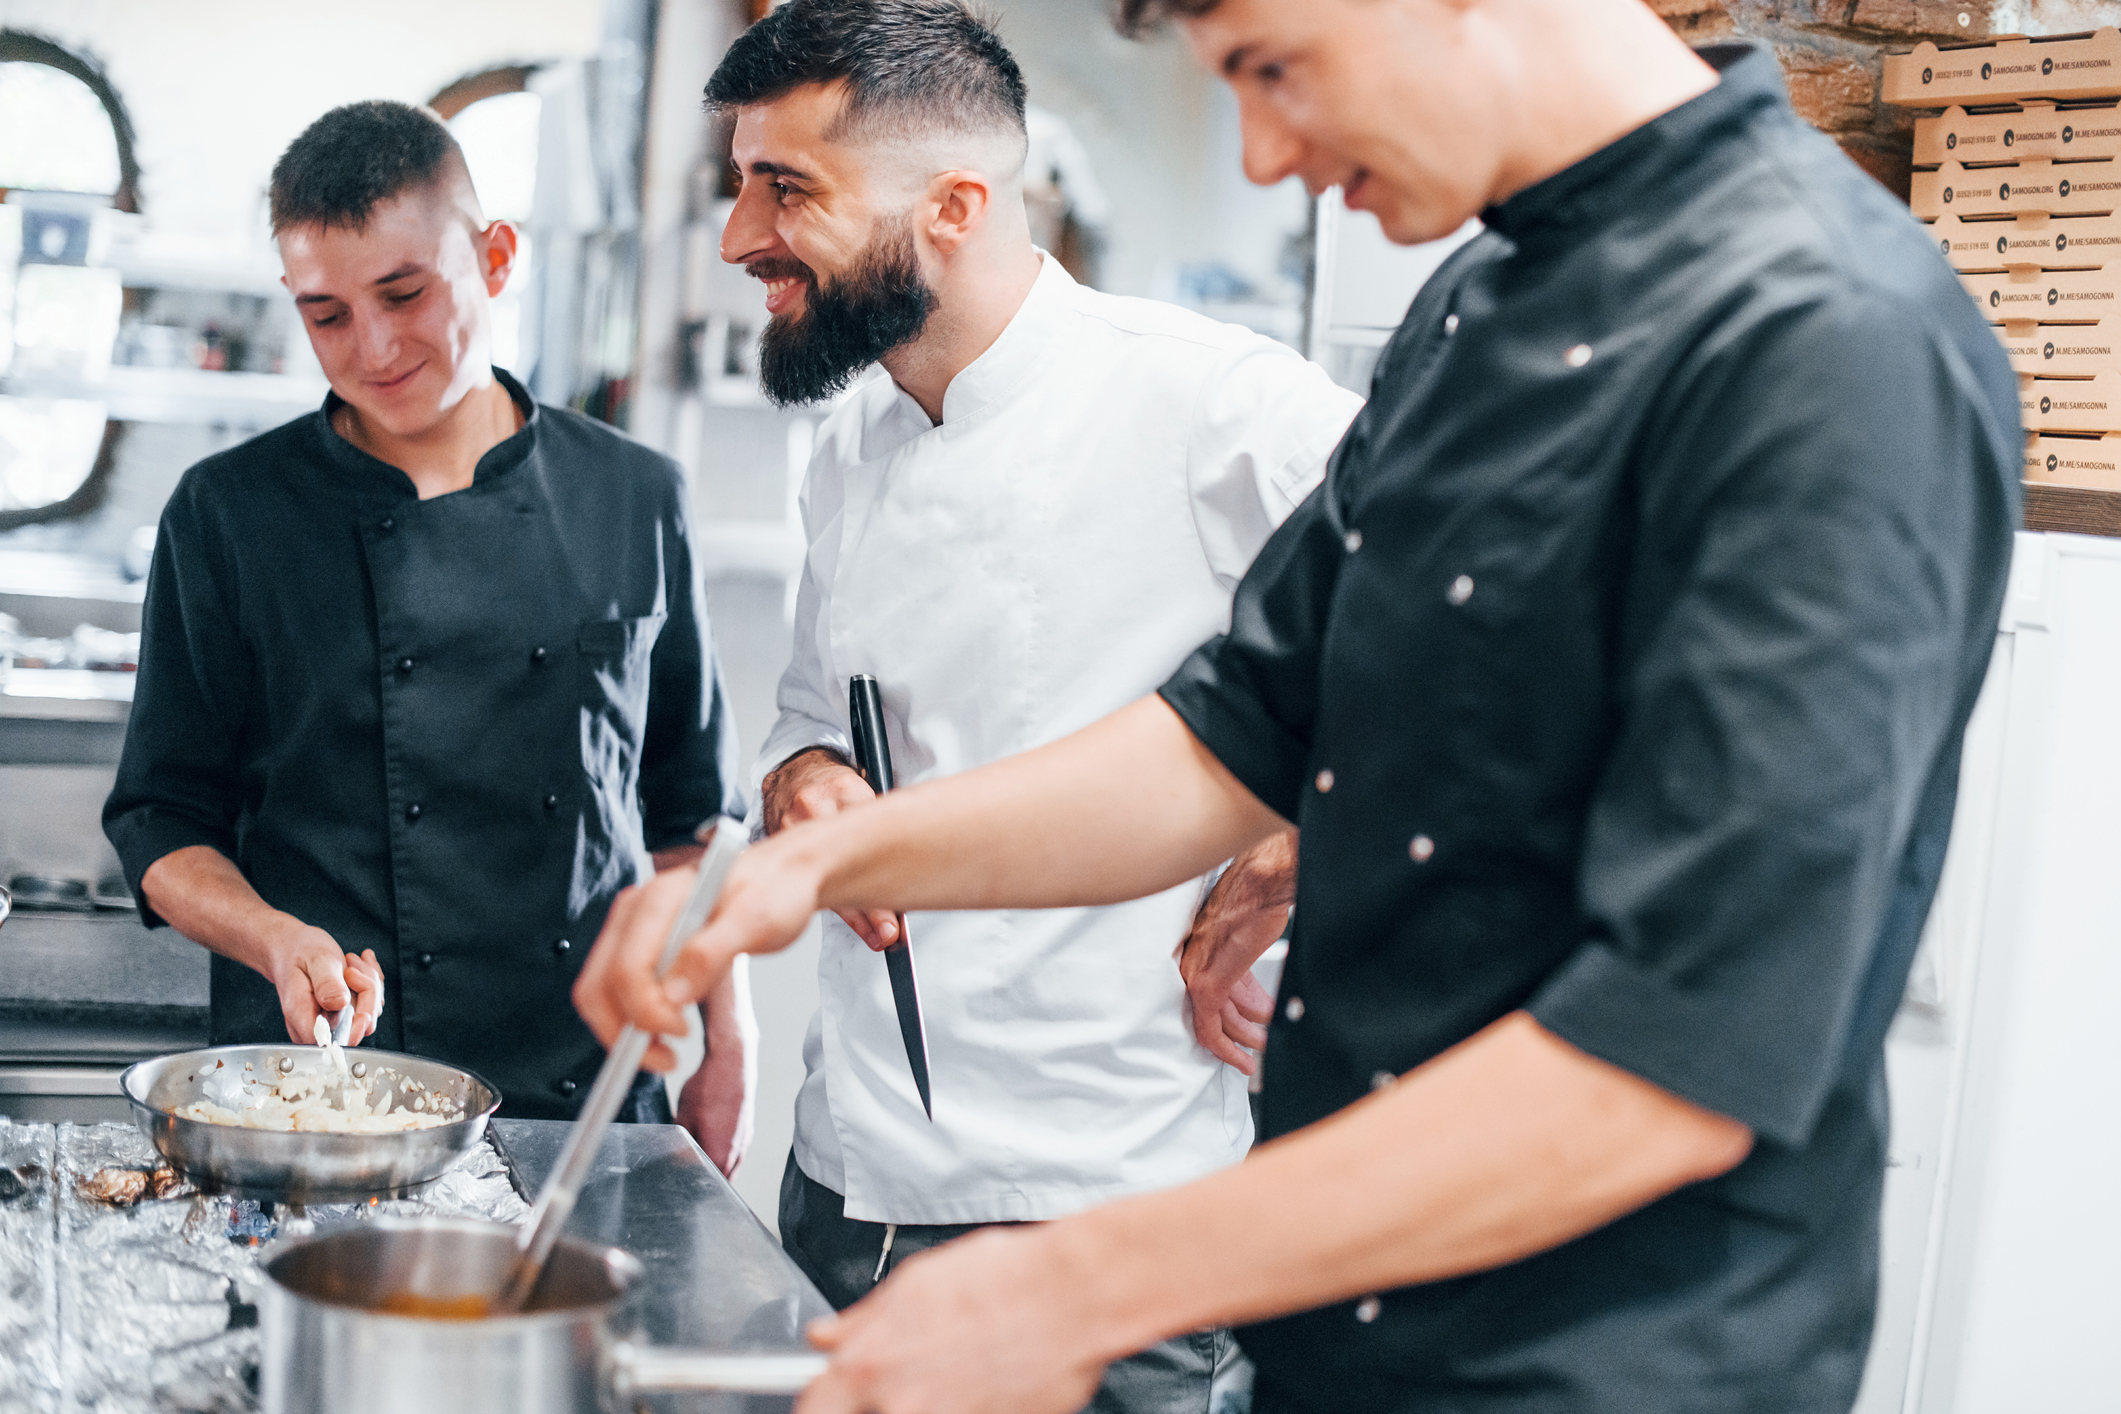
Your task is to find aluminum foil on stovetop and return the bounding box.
[1,1120,60,1414]
[0,1118,530,1414]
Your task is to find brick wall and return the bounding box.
[1650,1,2121,197]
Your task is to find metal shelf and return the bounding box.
[1,366,327,428]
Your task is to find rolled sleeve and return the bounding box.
[102,488,250,928]
[1527,293,2017,1146]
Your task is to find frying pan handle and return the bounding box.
[610,1342,829,1395]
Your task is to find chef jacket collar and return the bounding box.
[315,366,540,498]
[883,250,1073,432]
[1481,43,1783,248]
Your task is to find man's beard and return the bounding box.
[755,220,938,407]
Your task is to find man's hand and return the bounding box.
[1179,829,1296,1074]
[677,962,757,1176]
[268,925,385,1047]
[798,1228,1112,1414]
[791,1014,1752,1414]
[577,834,827,1071]
[763,746,901,949]
[141,846,385,1047]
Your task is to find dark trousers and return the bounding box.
[619,1071,672,1124]
[779,1152,1252,1414]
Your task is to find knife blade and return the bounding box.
[848,674,934,1120]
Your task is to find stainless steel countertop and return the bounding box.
[496,1118,834,1412]
[0,1117,830,1413]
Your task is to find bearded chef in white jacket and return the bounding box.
[688,5,1361,1409]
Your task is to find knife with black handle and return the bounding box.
[848,674,935,1120]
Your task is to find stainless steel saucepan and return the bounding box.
[261,1218,826,1413]
[120,1045,501,1202]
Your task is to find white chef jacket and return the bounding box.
[758,254,1363,1224]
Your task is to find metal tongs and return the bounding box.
[494,819,748,1313]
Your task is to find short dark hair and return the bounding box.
[270,100,465,234]
[1112,0,1220,38]
[706,0,1026,145]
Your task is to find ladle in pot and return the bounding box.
[495,819,747,1312]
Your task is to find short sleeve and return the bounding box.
[1159,441,1359,823]
[1527,291,2019,1146]
[1185,339,1364,587]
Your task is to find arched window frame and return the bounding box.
[0,30,141,211]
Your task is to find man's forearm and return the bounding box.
[798,696,1284,916]
[1044,1013,1754,1358]
[596,696,1289,1050]
[141,845,305,972]
[702,956,757,1062]
[1214,827,1297,916]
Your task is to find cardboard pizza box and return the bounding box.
[2025,431,2121,490]
[1915,102,2121,166]
[1887,30,2121,107]
[1930,211,2121,270]
[1915,161,2121,219]
[2022,372,2121,432]
[1961,265,2121,318]
[1989,317,2121,375]
[1913,159,2121,219]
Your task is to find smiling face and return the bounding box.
[279,172,515,439]
[1183,0,1506,244]
[719,81,945,404]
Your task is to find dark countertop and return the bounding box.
[0,706,128,765]
[0,913,209,1063]
[497,1118,834,1412]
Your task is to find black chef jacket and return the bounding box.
[1158,46,2020,1414]
[104,369,744,1120]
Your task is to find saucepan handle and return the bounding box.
[610,1342,830,1396]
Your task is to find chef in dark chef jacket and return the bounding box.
[575,0,2024,1410]
[104,101,750,1146]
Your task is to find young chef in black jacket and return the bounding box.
[578,0,2023,1409]
[104,103,752,1154]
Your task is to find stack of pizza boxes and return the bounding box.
[1890,28,2121,493]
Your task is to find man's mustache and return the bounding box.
[747,258,815,290]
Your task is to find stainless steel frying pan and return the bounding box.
[120,1044,501,1202]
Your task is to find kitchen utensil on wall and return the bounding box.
[260,1219,825,1413]
[495,818,746,1312]
[120,1045,501,1202]
[848,674,935,1120]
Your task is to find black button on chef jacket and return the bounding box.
[1158,46,2020,1414]
[104,369,744,1120]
